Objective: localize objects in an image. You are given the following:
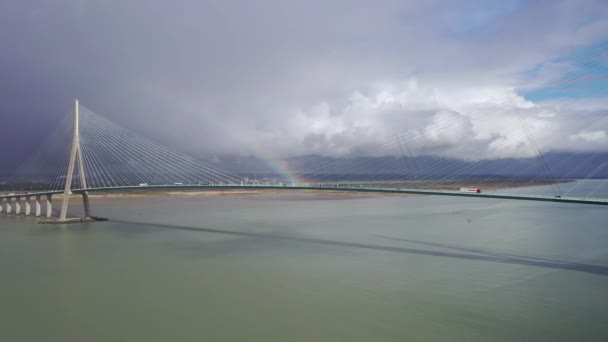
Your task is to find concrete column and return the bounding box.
[15,197,21,215]
[7,198,12,214]
[35,196,41,217]
[46,195,53,218]
[25,196,31,216]
[0,199,3,214]
[82,192,91,218]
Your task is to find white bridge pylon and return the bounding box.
[59,98,91,220]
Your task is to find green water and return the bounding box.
[1,192,607,341]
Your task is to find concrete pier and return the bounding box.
[82,192,91,218]
[46,195,53,218]
[35,196,41,217]
[15,198,21,215]
[25,196,31,216]
[41,216,107,224]
[0,199,3,214]
[7,198,12,214]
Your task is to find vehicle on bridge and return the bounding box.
[460,187,481,193]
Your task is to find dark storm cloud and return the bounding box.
[1,0,607,171]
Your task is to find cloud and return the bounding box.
[569,130,608,143]
[1,0,607,168]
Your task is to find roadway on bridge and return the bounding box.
[2,184,608,206]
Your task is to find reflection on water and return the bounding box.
[113,219,608,277]
[1,190,608,341]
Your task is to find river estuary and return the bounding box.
[1,181,607,341]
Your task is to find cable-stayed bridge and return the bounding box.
[1,100,608,222]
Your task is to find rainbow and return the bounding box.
[255,153,308,184]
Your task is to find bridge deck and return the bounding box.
[2,184,608,206]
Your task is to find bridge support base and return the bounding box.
[82,192,91,218]
[7,199,12,214]
[46,195,52,218]
[40,216,107,224]
[35,196,41,217]
[15,198,21,215]
[0,199,3,214]
[25,197,31,216]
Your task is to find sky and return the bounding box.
[1,0,607,171]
